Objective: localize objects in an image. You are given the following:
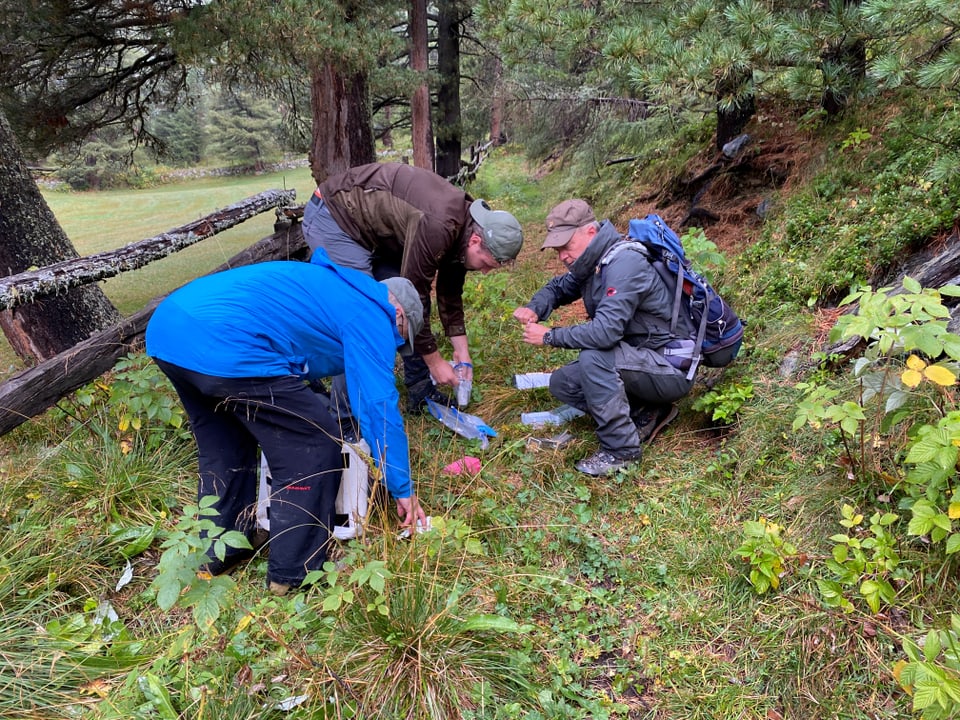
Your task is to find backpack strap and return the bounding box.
[600,239,704,379]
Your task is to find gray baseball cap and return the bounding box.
[469,199,524,262]
[381,277,424,356]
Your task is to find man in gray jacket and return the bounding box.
[513,200,693,476]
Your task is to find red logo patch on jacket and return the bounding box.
[606,287,617,296]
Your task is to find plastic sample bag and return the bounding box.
[425,398,497,449]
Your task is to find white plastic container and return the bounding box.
[257,438,372,541]
[520,404,585,427]
[333,438,371,540]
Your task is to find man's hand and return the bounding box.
[522,322,551,346]
[396,495,428,528]
[422,351,458,387]
[450,335,474,381]
[513,307,538,325]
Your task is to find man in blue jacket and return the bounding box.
[145,250,428,594]
[513,200,693,476]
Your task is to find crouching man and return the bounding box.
[514,200,694,476]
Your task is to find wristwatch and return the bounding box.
[543,329,554,347]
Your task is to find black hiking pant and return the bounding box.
[154,360,342,588]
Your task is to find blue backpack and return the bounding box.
[626,215,744,378]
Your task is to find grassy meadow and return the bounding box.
[43,166,317,314]
[4,100,960,719]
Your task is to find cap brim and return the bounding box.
[469,199,491,228]
[399,324,416,356]
[540,228,577,250]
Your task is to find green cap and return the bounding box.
[469,199,524,262]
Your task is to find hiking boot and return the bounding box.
[632,404,679,445]
[406,379,455,414]
[575,449,641,477]
[268,581,291,597]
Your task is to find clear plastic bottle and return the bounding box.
[453,361,472,407]
[520,404,586,427]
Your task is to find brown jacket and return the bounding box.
[317,163,475,356]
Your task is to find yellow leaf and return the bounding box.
[891,659,908,687]
[949,503,960,520]
[901,369,923,388]
[79,679,112,698]
[235,612,253,634]
[906,355,926,371]
[924,364,957,387]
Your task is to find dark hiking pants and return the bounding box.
[155,359,342,587]
[549,343,693,456]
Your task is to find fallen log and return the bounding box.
[0,223,308,437]
[0,188,296,312]
[817,228,960,366]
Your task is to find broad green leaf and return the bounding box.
[925,630,943,662]
[155,579,181,612]
[912,676,940,710]
[322,591,343,613]
[460,614,529,633]
[192,581,232,631]
[138,673,179,720]
[464,537,485,555]
[903,276,922,294]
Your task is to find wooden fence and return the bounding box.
[0,189,302,436]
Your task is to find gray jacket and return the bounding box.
[525,220,689,350]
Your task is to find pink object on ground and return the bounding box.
[443,456,482,475]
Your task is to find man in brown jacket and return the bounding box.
[303,162,524,412]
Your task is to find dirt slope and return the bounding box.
[614,108,825,257]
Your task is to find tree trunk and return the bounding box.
[410,0,435,170]
[435,0,467,178]
[489,56,505,146]
[308,63,376,184]
[819,0,865,116]
[0,109,122,364]
[715,66,755,151]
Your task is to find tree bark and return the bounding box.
[0,223,309,437]
[435,0,467,178]
[489,56,505,147]
[410,0,435,170]
[0,109,122,363]
[715,66,755,151]
[0,189,295,313]
[818,0,865,116]
[308,63,376,184]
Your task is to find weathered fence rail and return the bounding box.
[0,190,306,436]
[0,189,296,313]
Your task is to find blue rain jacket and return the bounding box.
[145,250,414,498]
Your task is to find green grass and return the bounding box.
[42,166,317,314]
[3,121,960,718]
